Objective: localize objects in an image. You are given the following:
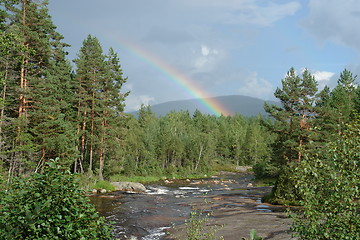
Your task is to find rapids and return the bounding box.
[89,173,293,240]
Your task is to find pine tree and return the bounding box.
[30,43,77,170]
[74,35,106,174]
[74,36,128,179]
[328,69,358,133]
[264,67,319,203]
[1,0,75,176]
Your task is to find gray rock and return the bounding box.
[110,181,146,193]
[235,166,252,172]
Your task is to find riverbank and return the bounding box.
[81,165,251,193]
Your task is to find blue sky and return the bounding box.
[48,0,360,112]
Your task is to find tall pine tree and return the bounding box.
[1,0,76,176]
[74,35,128,179]
[264,68,318,203]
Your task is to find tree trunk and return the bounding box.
[195,144,204,171]
[99,118,106,180]
[89,70,96,173]
[19,0,28,119]
[0,62,8,157]
[81,112,87,171]
[99,143,104,180]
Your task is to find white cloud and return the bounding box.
[193,45,222,73]
[289,68,336,90]
[238,72,274,99]
[125,95,155,112]
[312,70,335,89]
[201,45,210,56]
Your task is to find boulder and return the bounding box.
[247,183,253,188]
[236,166,252,172]
[110,182,146,193]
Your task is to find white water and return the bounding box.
[142,227,171,240]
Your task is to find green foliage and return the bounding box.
[0,159,113,240]
[252,160,278,179]
[76,173,99,191]
[121,110,273,178]
[291,117,360,239]
[242,229,263,240]
[183,209,224,240]
[73,35,128,179]
[109,174,162,183]
[249,229,263,240]
[263,67,319,202]
[92,180,116,192]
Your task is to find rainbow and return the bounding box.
[53,9,231,116]
[107,36,232,116]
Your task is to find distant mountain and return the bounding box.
[129,95,279,117]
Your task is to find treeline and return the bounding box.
[120,107,272,177]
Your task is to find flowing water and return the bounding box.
[89,173,289,240]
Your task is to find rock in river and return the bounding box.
[110,181,146,193]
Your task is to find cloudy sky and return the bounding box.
[48,0,360,112]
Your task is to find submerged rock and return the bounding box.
[110,181,146,193]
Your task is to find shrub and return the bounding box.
[291,119,360,239]
[92,180,116,192]
[183,208,223,240]
[0,159,113,240]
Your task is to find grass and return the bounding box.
[76,173,115,192]
[109,168,220,184]
[213,164,238,172]
[109,174,163,183]
[109,173,214,184]
[92,180,116,191]
[77,163,246,191]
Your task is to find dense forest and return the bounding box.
[0,1,359,239]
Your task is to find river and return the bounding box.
[89,172,294,240]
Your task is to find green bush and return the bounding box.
[183,209,223,240]
[92,180,116,192]
[291,119,360,239]
[0,159,113,240]
[242,229,263,240]
[76,171,99,191]
[253,160,279,179]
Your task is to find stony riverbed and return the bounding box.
[90,172,296,240]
